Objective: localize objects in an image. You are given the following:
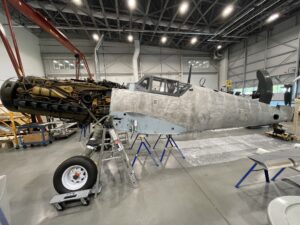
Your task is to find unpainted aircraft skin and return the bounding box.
[110,77,293,135]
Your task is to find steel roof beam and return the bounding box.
[98,0,112,39]
[176,0,219,47]
[150,0,170,42]
[83,0,102,36]
[69,4,92,40]
[140,0,151,42]
[114,0,121,39]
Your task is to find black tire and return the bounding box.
[53,156,97,194]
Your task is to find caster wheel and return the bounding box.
[23,145,27,149]
[54,203,64,211]
[81,197,90,206]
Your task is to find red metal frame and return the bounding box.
[0,23,23,78]
[2,0,24,76]
[0,0,93,80]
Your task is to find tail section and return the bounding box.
[252,70,273,104]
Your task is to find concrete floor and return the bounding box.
[1,126,300,225]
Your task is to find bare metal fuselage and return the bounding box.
[109,85,293,134]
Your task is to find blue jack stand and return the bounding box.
[153,135,185,162]
[131,135,160,167]
[235,162,286,188]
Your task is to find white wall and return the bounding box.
[228,11,300,92]
[0,13,44,86]
[40,39,219,89]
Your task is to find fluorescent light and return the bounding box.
[92,33,99,41]
[72,0,82,6]
[217,45,222,50]
[127,34,133,42]
[222,4,234,18]
[179,1,189,15]
[161,36,167,44]
[64,60,69,63]
[266,13,280,23]
[53,60,58,63]
[128,0,136,10]
[190,37,198,45]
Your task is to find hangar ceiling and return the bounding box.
[3,0,300,51]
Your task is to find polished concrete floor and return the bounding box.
[1,126,300,225]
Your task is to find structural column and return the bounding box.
[219,49,228,90]
[242,39,248,94]
[295,31,300,98]
[94,34,104,81]
[133,39,140,82]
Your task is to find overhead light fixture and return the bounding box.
[64,60,69,63]
[222,4,234,18]
[92,33,99,41]
[128,0,136,10]
[53,60,58,64]
[266,13,280,23]
[190,37,198,45]
[72,0,82,6]
[179,1,189,15]
[217,45,222,50]
[127,34,134,42]
[161,36,167,44]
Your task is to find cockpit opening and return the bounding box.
[135,76,191,97]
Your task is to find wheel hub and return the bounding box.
[62,165,89,191]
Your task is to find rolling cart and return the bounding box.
[17,123,54,148]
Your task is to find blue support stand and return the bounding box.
[235,162,257,188]
[158,135,185,162]
[271,168,285,181]
[131,135,159,167]
[235,163,287,188]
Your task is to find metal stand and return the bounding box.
[107,126,137,187]
[50,189,95,211]
[235,163,286,188]
[153,135,185,162]
[131,134,160,167]
[50,116,137,211]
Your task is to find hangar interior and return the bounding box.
[1,1,300,225]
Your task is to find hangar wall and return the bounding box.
[0,13,44,86]
[40,39,219,89]
[228,11,300,103]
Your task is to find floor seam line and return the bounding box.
[173,152,232,225]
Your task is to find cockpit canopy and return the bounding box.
[135,76,191,97]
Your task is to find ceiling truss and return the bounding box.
[2,0,300,51]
